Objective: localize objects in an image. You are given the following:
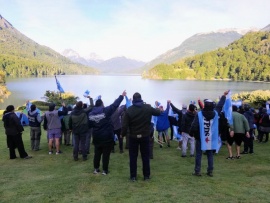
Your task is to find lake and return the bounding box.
[1,75,269,109]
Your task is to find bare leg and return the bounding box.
[226,143,233,157]
[55,138,60,152]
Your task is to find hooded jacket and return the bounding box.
[28,109,43,127]
[190,95,226,140]
[181,110,196,134]
[243,110,255,129]
[3,112,24,135]
[121,100,161,138]
[69,99,94,134]
[156,102,170,132]
[88,95,123,145]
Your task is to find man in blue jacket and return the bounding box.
[89,90,126,175]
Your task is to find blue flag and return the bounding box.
[223,91,233,125]
[125,96,132,108]
[55,76,65,93]
[83,90,90,97]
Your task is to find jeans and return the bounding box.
[182,132,195,156]
[85,128,92,153]
[195,139,214,173]
[243,129,254,153]
[129,136,150,178]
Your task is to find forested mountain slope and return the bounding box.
[0,15,98,76]
[143,31,270,81]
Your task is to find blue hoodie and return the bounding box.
[88,95,123,145]
[156,102,170,132]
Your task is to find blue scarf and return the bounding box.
[198,111,219,150]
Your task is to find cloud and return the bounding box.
[1,0,270,61]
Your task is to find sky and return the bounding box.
[0,0,270,62]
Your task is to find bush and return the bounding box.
[232,90,270,108]
[43,90,78,106]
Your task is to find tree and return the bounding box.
[0,70,10,103]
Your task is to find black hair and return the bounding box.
[133,92,142,101]
[30,104,36,112]
[95,99,103,107]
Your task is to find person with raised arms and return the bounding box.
[89,90,126,175]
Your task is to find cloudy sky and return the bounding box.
[1,0,269,61]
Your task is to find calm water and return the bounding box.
[1,75,269,109]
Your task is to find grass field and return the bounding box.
[0,125,270,203]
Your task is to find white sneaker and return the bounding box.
[49,151,53,155]
[176,147,181,150]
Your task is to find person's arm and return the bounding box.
[170,103,181,114]
[106,90,126,116]
[84,97,94,114]
[58,102,68,116]
[43,114,47,130]
[151,106,161,116]
[121,112,129,137]
[165,100,170,114]
[198,99,204,109]
[68,114,72,131]
[215,90,229,114]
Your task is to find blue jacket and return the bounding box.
[156,102,170,132]
[88,95,123,145]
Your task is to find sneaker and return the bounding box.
[160,145,163,148]
[190,155,194,157]
[167,144,171,147]
[144,176,150,181]
[249,152,254,154]
[93,169,100,174]
[49,151,53,155]
[102,170,109,175]
[240,151,248,154]
[181,155,187,157]
[176,147,181,150]
[130,177,137,182]
[24,156,32,159]
[192,172,202,176]
[56,151,62,155]
[207,172,213,177]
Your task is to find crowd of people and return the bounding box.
[2,90,270,181]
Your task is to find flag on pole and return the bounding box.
[55,76,65,93]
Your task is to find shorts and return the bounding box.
[158,129,168,137]
[227,133,244,146]
[48,129,62,139]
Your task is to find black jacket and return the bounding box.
[122,101,161,138]
[170,103,185,132]
[88,95,123,145]
[3,112,24,135]
[69,98,94,134]
[181,110,196,134]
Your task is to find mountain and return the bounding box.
[62,50,145,74]
[139,30,244,72]
[143,31,270,81]
[261,24,270,31]
[0,15,98,76]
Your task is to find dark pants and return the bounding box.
[195,139,214,173]
[113,129,123,151]
[93,142,114,172]
[129,136,150,178]
[7,133,28,159]
[85,128,92,153]
[30,127,41,150]
[243,129,254,153]
[73,132,87,159]
[258,130,269,142]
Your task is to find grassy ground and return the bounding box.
[0,125,270,203]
